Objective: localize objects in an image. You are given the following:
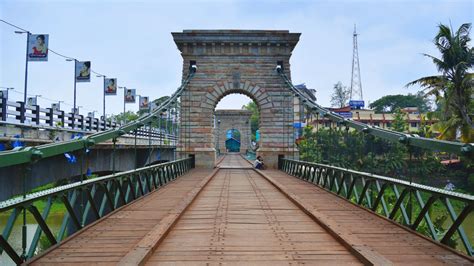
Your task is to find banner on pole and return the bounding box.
[26,97,37,107]
[75,61,91,82]
[0,90,8,99]
[51,103,60,111]
[104,78,117,95]
[139,96,150,111]
[28,34,49,61]
[124,89,136,103]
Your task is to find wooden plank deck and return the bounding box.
[28,154,473,265]
[29,168,215,265]
[145,168,362,265]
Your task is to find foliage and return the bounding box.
[407,23,473,143]
[242,101,259,141]
[330,81,350,108]
[468,173,474,191]
[297,126,457,184]
[298,126,322,162]
[369,93,431,113]
[108,111,139,124]
[391,108,409,132]
[417,113,435,138]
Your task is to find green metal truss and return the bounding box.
[0,72,195,168]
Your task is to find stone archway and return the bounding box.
[215,109,252,154]
[174,30,300,168]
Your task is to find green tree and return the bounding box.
[330,82,350,108]
[392,108,409,132]
[242,101,259,141]
[108,111,139,124]
[369,93,431,113]
[407,23,473,142]
[298,126,322,162]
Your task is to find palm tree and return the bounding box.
[407,23,473,143]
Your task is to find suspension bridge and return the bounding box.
[0,30,472,265]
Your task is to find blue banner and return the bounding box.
[349,100,365,108]
[336,112,353,118]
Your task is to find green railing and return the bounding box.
[279,158,474,256]
[277,69,473,156]
[0,157,194,264]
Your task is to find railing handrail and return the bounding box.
[0,157,194,264]
[277,70,474,156]
[282,158,474,202]
[0,71,194,168]
[0,157,191,212]
[0,120,178,140]
[280,158,474,256]
[0,98,121,129]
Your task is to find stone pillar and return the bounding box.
[173,30,300,168]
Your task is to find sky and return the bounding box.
[1,0,473,116]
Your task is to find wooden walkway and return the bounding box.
[29,154,473,265]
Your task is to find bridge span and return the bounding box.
[26,154,472,265]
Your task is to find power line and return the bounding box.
[0,18,110,113]
[91,70,105,77]
[48,49,75,60]
[0,19,28,32]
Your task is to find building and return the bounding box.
[306,106,436,132]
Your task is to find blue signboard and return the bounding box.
[336,112,353,118]
[256,130,260,141]
[349,100,365,108]
[293,122,306,128]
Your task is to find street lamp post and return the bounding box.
[14,29,31,260]
[96,74,106,127]
[58,100,64,110]
[0,87,14,99]
[118,86,126,114]
[14,31,30,104]
[34,94,41,104]
[65,59,78,114]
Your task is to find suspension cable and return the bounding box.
[0,71,195,168]
[276,69,472,156]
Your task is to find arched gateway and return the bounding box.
[173,30,300,168]
[215,109,252,154]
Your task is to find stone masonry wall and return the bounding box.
[173,30,300,168]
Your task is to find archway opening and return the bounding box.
[214,93,259,155]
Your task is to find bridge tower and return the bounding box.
[172,30,301,168]
[349,24,364,108]
[214,109,252,154]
